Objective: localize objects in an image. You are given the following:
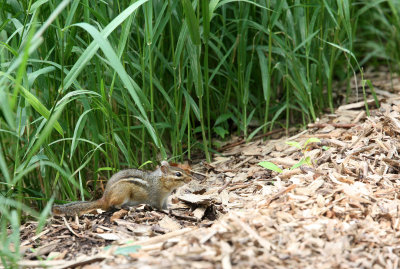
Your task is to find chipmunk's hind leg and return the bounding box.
[106,182,132,208]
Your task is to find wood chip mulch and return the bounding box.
[14,70,400,268]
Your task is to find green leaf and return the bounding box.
[19,86,64,136]
[285,141,302,150]
[290,159,307,170]
[62,0,149,91]
[0,88,15,130]
[27,66,56,87]
[182,89,200,121]
[182,0,200,45]
[70,109,92,158]
[30,0,50,12]
[246,121,270,143]
[113,133,131,166]
[103,245,141,255]
[1,71,64,135]
[257,48,270,102]
[304,138,321,148]
[364,79,380,108]
[24,97,68,167]
[304,156,312,166]
[73,22,160,149]
[138,161,153,169]
[37,196,54,233]
[0,143,10,184]
[258,161,283,173]
[216,0,270,11]
[213,126,228,139]
[214,113,232,126]
[114,245,141,255]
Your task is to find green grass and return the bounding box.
[0,0,399,265]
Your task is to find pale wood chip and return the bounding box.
[96,233,120,241]
[158,216,181,232]
[296,178,325,196]
[178,194,217,205]
[192,206,207,220]
[229,212,275,251]
[279,168,302,179]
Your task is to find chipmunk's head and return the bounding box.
[160,161,192,190]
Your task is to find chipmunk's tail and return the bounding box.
[52,198,106,216]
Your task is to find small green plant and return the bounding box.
[258,138,322,173]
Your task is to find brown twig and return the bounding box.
[260,184,297,208]
[218,178,232,194]
[227,183,251,192]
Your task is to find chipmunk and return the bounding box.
[52,161,192,216]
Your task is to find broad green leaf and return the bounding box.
[213,126,228,139]
[258,161,283,173]
[214,113,232,126]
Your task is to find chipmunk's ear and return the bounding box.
[160,161,169,173]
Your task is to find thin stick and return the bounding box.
[62,216,82,238]
[260,184,297,208]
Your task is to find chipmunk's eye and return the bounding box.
[175,172,182,177]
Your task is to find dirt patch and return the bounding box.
[15,70,400,268]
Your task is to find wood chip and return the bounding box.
[178,194,215,205]
[158,216,181,232]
